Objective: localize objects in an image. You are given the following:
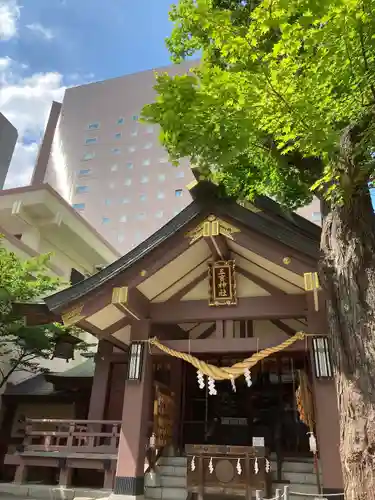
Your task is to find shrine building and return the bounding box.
[3,180,343,500]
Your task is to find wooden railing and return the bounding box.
[19,419,122,455]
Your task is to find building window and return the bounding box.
[122,197,130,204]
[140,193,146,201]
[144,142,152,150]
[158,173,166,182]
[73,203,85,211]
[87,122,100,130]
[78,168,91,176]
[117,117,125,125]
[141,175,149,184]
[111,164,118,172]
[142,159,150,166]
[155,210,163,218]
[112,148,121,155]
[115,132,122,139]
[159,157,168,163]
[132,115,139,121]
[312,211,322,221]
[126,162,133,169]
[157,191,165,200]
[120,215,127,222]
[104,199,111,206]
[124,178,132,186]
[131,130,138,137]
[117,234,125,243]
[137,212,146,221]
[85,137,97,145]
[82,152,95,161]
[102,217,110,224]
[175,189,183,197]
[146,125,154,134]
[76,185,89,194]
[128,146,136,153]
[176,170,185,178]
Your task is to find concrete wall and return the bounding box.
[0,114,18,189]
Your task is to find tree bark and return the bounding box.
[320,185,375,499]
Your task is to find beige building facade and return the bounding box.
[0,183,120,384]
[31,62,197,254]
[30,63,321,257]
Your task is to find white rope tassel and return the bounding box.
[197,370,205,389]
[308,432,317,454]
[244,368,252,387]
[208,377,217,395]
[191,456,196,471]
[208,457,214,474]
[254,457,259,474]
[230,376,236,392]
[265,458,271,473]
[236,458,242,475]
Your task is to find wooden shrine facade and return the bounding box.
[4,181,343,497]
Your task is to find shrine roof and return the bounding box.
[45,180,320,314]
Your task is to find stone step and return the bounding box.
[283,472,318,485]
[145,486,187,500]
[158,456,187,467]
[289,483,319,495]
[160,475,187,488]
[158,465,187,477]
[282,461,316,474]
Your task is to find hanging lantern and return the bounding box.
[126,342,144,381]
[52,334,79,362]
[312,336,332,378]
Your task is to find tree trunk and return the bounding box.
[320,185,375,499]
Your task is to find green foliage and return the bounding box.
[0,237,89,388]
[142,0,375,207]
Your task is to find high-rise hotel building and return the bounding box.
[31,62,321,253]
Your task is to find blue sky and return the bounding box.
[3,0,175,80]
[0,0,177,187]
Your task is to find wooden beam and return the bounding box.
[205,235,230,260]
[111,286,150,320]
[154,323,189,340]
[232,251,304,291]
[198,323,217,339]
[234,230,316,276]
[163,271,208,304]
[80,320,127,351]
[150,294,307,323]
[237,266,286,295]
[270,319,297,337]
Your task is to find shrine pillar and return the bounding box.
[88,340,113,420]
[113,320,152,499]
[170,357,183,451]
[307,294,343,493]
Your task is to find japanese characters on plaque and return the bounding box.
[208,260,237,306]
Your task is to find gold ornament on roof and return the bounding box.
[61,303,85,326]
[185,215,240,244]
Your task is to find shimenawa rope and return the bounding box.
[148,331,306,381]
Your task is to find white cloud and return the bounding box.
[0,0,20,40]
[0,58,67,188]
[26,22,54,40]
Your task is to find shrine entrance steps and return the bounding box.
[145,456,187,500]
[144,455,320,500]
[272,457,320,500]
